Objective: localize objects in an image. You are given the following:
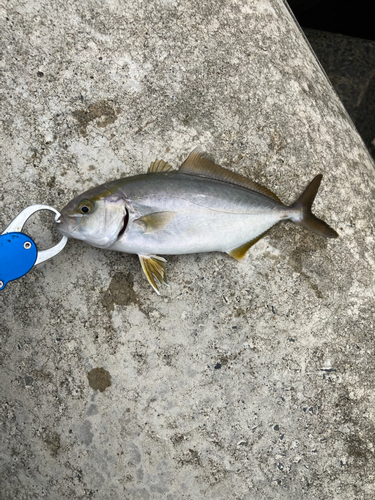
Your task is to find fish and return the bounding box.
[57,147,338,293]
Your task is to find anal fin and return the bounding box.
[139,255,167,294]
[228,229,271,261]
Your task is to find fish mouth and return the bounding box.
[55,214,78,236]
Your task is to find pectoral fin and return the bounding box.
[228,229,271,261]
[134,212,176,233]
[139,255,167,294]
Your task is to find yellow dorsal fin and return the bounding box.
[228,229,271,261]
[179,147,282,203]
[139,255,167,294]
[148,159,173,173]
[134,211,176,233]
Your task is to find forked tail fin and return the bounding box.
[289,175,338,238]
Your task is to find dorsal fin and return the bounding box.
[148,159,173,173]
[179,147,282,203]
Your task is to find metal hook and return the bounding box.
[2,204,68,265]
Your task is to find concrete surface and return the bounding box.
[304,28,375,160]
[1,1,375,499]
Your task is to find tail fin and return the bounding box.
[290,175,338,238]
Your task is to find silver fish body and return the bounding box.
[108,172,291,255]
[58,148,338,293]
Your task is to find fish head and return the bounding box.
[57,184,127,248]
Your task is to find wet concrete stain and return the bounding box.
[44,431,61,458]
[87,367,111,392]
[81,420,94,445]
[72,100,120,137]
[347,433,368,461]
[86,404,98,416]
[100,271,145,313]
[287,236,328,299]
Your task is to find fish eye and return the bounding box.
[78,200,94,214]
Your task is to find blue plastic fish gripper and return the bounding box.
[0,205,68,290]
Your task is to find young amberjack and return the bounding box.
[57,148,338,293]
